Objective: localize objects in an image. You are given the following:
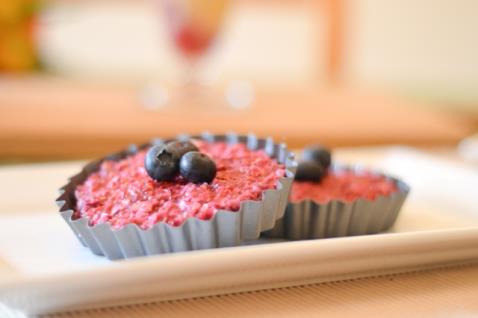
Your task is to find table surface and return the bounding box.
[1,76,475,160]
[42,263,478,318]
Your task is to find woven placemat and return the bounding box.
[42,264,478,318]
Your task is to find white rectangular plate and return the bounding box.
[1,147,478,315]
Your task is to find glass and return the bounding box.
[142,0,254,111]
[163,0,227,59]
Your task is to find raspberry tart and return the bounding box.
[57,133,297,259]
[264,145,409,240]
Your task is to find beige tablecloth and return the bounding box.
[44,263,478,317]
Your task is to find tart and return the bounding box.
[57,133,297,259]
[264,146,409,240]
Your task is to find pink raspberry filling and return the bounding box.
[75,141,286,229]
[290,170,397,203]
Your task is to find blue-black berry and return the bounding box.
[294,161,325,182]
[166,140,199,158]
[302,145,332,169]
[144,145,180,181]
[179,151,217,184]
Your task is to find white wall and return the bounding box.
[39,0,478,106]
[39,1,320,84]
[345,0,478,106]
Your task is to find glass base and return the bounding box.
[139,80,254,112]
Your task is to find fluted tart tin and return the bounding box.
[263,165,409,240]
[56,133,297,260]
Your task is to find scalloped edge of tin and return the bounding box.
[56,132,297,260]
[262,165,410,240]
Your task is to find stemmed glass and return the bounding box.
[142,0,250,110]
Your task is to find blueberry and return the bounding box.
[166,140,199,158]
[302,145,332,169]
[294,161,325,182]
[144,145,180,181]
[179,151,217,183]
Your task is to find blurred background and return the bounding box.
[1,0,478,162]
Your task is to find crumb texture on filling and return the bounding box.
[290,171,397,203]
[75,141,285,229]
